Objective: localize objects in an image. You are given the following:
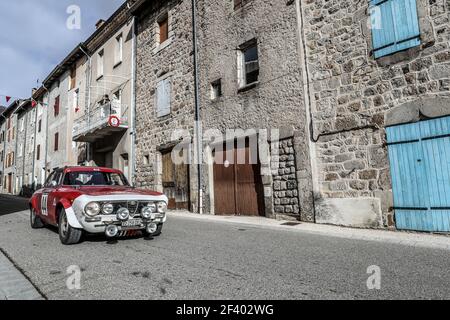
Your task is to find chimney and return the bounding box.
[96,19,106,29]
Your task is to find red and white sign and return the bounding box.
[108,115,120,127]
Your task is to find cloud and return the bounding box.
[0,0,125,100]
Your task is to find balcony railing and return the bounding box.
[73,101,129,141]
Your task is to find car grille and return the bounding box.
[104,201,148,217]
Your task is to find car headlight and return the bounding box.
[117,208,130,221]
[102,203,114,215]
[141,206,156,220]
[157,202,167,214]
[85,202,101,217]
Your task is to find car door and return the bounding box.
[41,170,62,225]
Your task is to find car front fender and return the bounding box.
[60,198,83,229]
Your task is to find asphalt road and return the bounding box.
[0,194,29,216]
[0,206,449,300]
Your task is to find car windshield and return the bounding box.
[63,171,129,186]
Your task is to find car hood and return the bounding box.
[71,186,164,197]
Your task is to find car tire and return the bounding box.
[145,224,163,237]
[30,208,44,229]
[58,208,83,245]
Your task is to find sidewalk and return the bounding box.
[168,211,450,251]
[0,249,44,300]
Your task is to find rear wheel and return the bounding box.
[30,208,44,229]
[58,208,83,245]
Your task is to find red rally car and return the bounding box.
[29,167,168,245]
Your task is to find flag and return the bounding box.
[5,96,11,103]
[31,100,37,108]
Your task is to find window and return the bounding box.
[54,96,60,117]
[158,15,169,44]
[54,132,59,152]
[238,40,259,89]
[73,90,79,113]
[370,0,421,59]
[70,66,76,90]
[97,50,104,79]
[63,171,129,186]
[115,34,123,65]
[18,143,23,157]
[211,79,222,100]
[144,154,150,165]
[38,119,42,133]
[36,145,41,161]
[156,78,171,118]
[20,118,24,132]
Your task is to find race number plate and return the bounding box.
[122,219,143,228]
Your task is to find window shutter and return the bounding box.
[370,0,420,58]
[391,0,420,52]
[156,79,171,118]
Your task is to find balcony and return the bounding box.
[73,101,129,143]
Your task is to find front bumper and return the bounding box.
[79,214,166,234]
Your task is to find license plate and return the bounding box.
[122,219,143,228]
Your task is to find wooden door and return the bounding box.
[7,175,12,194]
[214,140,264,216]
[162,150,190,210]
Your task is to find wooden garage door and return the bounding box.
[213,141,264,216]
[162,150,190,210]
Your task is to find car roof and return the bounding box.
[63,167,123,174]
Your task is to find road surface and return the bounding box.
[0,196,449,300]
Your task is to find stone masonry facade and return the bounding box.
[301,0,450,227]
[134,0,198,205]
[273,138,300,216]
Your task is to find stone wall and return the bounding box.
[273,138,300,216]
[134,0,197,204]
[301,0,450,227]
[196,0,314,220]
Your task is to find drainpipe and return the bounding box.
[130,16,137,186]
[191,0,203,214]
[13,107,20,194]
[42,85,50,181]
[295,0,318,222]
[22,108,28,194]
[80,46,92,162]
[0,112,7,193]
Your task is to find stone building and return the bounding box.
[299,0,450,231]
[131,0,198,210]
[0,101,20,194]
[72,1,137,180]
[14,100,36,196]
[195,0,313,220]
[130,0,314,219]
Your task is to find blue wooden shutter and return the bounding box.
[370,0,420,58]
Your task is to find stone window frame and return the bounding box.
[153,10,174,55]
[362,0,435,66]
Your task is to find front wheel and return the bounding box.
[30,208,44,229]
[59,208,83,245]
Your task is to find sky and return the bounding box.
[0,0,125,104]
